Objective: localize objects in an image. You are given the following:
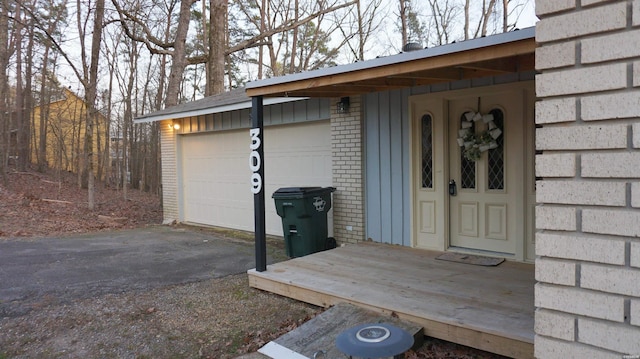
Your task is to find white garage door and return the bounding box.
[180,120,332,236]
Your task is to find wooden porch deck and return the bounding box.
[248,242,534,359]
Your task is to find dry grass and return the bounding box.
[0,273,320,358]
[0,167,506,358]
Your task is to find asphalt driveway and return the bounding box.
[0,226,273,318]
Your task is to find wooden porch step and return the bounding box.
[257,303,423,359]
[248,242,534,358]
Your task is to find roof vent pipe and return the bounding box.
[402,42,423,52]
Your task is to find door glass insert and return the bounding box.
[421,114,433,188]
[487,109,505,190]
[460,114,476,189]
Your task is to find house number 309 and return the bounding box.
[249,128,262,194]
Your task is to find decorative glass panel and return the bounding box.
[460,114,476,189]
[487,109,505,190]
[421,114,433,188]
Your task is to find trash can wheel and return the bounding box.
[326,237,337,250]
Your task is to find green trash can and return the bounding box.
[272,187,336,258]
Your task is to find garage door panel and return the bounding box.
[181,121,332,236]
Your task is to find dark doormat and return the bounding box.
[435,252,505,266]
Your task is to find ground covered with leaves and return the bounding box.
[0,167,506,358]
[0,167,162,238]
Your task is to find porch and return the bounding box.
[248,242,534,359]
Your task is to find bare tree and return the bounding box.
[427,0,460,46]
[502,0,508,32]
[464,0,469,40]
[0,0,10,183]
[121,37,137,200]
[233,0,355,79]
[112,0,197,105]
[208,0,227,95]
[14,3,26,172]
[76,0,106,208]
[24,0,68,173]
[21,1,36,174]
[257,0,266,79]
[336,0,384,62]
[399,0,408,46]
[474,0,497,38]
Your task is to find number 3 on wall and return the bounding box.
[249,128,262,194]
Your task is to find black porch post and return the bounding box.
[250,96,266,272]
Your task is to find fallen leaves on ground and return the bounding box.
[0,166,508,358]
[0,167,162,238]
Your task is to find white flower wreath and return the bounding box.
[457,111,502,161]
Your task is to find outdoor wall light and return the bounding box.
[337,97,350,114]
[171,120,181,130]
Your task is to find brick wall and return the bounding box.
[535,0,640,357]
[160,120,179,224]
[331,96,365,244]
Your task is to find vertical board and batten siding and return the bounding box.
[364,89,411,246]
[364,72,535,247]
[179,98,330,133]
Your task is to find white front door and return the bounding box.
[448,92,525,255]
[412,85,530,257]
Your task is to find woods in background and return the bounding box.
[0,0,532,209]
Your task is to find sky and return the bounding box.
[53,0,539,103]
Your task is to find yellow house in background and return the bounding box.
[32,88,107,175]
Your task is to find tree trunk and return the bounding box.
[83,0,106,210]
[0,0,9,183]
[399,0,408,47]
[23,13,35,171]
[104,70,113,188]
[15,3,27,172]
[502,0,508,32]
[208,0,227,95]
[165,0,196,107]
[357,0,364,61]
[289,0,299,73]
[95,110,103,182]
[37,46,50,173]
[464,0,470,40]
[257,0,266,79]
[479,0,497,37]
[201,0,209,96]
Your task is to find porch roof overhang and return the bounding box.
[134,87,308,124]
[245,27,535,99]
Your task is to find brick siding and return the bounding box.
[160,120,179,223]
[535,0,640,356]
[330,97,365,244]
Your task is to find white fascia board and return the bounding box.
[134,96,308,124]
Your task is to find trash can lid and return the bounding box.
[274,187,322,194]
[272,186,335,199]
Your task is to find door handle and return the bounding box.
[449,179,457,196]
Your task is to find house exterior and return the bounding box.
[142,0,640,355]
[136,89,334,236]
[32,88,107,174]
[245,28,537,263]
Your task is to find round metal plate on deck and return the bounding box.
[355,326,391,343]
[335,323,414,358]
